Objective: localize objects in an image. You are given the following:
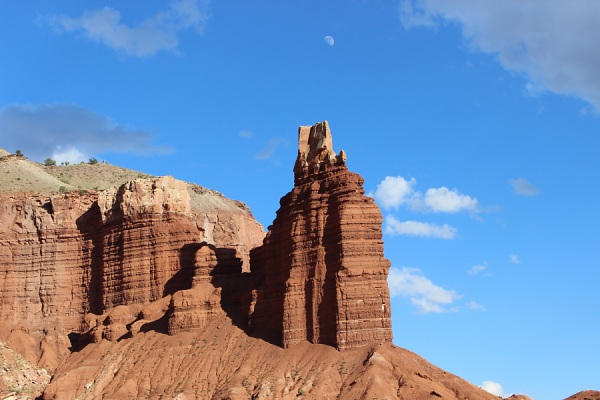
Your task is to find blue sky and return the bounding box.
[1,1,599,398]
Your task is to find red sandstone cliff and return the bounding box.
[0,175,264,372]
[249,121,392,350]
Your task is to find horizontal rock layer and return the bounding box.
[0,176,264,369]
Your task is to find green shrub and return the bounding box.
[44,158,56,166]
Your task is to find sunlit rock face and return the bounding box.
[0,121,391,379]
[250,121,393,351]
[0,176,264,370]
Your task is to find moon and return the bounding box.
[324,36,335,46]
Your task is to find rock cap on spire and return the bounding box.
[294,121,347,177]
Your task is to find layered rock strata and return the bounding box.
[0,176,264,369]
[250,121,392,350]
[0,135,544,400]
[0,121,391,373]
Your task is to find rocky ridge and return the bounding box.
[565,391,600,400]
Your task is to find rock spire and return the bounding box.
[250,121,392,350]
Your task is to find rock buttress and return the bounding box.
[250,121,392,350]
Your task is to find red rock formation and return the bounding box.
[168,242,244,335]
[249,121,392,350]
[0,176,264,370]
[0,191,97,347]
[167,283,224,335]
[0,138,542,400]
[0,127,390,359]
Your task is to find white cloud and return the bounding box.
[254,138,286,160]
[468,264,486,276]
[324,35,335,46]
[388,266,462,314]
[424,186,478,213]
[372,176,478,213]
[509,178,540,196]
[466,301,486,311]
[386,216,456,239]
[399,0,600,111]
[0,103,171,163]
[46,0,209,57]
[239,130,253,139]
[52,146,88,164]
[481,380,505,397]
[510,254,522,264]
[373,176,416,209]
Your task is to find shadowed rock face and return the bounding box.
[249,121,393,350]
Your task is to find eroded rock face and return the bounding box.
[250,121,392,350]
[42,320,505,400]
[0,176,264,370]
